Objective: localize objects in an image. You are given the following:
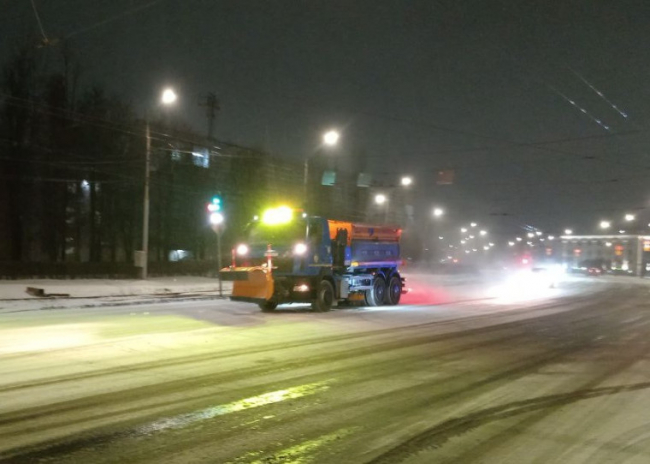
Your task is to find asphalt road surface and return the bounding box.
[2,277,650,463]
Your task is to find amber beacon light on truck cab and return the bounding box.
[219,206,407,312]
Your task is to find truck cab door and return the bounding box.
[308,219,331,266]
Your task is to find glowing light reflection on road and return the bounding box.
[136,381,330,435]
[0,324,99,353]
[235,427,360,464]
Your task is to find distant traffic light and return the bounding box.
[207,195,222,212]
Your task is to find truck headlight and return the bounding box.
[236,244,249,256]
[293,242,308,255]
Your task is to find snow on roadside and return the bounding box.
[0,277,230,300]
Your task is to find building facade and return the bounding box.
[559,235,649,276]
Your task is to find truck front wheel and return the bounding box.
[365,276,386,307]
[312,280,334,312]
[258,301,278,312]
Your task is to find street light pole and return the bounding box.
[303,157,310,200]
[217,228,223,296]
[304,129,339,210]
[209,210,225,296]
[141,120,151,279]
[374,193,388,223]
[140,88,177,280]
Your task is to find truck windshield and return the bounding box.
[247,220,307,246]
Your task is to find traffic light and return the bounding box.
[207,195,225,229]
[207,195,222,212]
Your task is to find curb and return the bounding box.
[0,294,229,314]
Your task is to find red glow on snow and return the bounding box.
[400,277,454,305]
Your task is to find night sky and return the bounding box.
[3,0,650,236]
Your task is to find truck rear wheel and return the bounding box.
[258,301,278,312]
[385,275,402,305]
[312,280,334,312]
[365,276,386,307]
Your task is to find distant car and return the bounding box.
[508,267,557,289]
[587,267,602,276]
[530,267,557,288]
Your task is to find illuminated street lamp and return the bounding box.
[323,129,340,146]
[401,176,413,186]
[600,220,611,229]
[304,129,339,203]
[625,214,636,221]
[470,222,477,227]
[140,87,178,279]
[564,229,573,235]
[479,230,487,236]
[433,207,444,217]
[374,193,389,222]
[461,227,468,233]
[209,212,225,225]
[161,88,177,105]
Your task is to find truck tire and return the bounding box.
[385,275,402,305]
[258,301,278,312]
[312,280,334,312]
[365,276,386,307]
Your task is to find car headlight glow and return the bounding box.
[293,242,308,255]
[236,244,249,256]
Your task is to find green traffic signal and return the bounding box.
[207,196,222,213]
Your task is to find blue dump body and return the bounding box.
[349,240,400,265]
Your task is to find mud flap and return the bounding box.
[220,267,274,302]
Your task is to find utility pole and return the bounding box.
[138,88,178,279]
[141,120,151,279]
[200,93,220,140]
[217,229,223,296]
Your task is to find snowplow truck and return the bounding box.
[219,206,406,312]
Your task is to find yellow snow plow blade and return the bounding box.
[220,266,274,302]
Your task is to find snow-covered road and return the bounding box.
[1,277,650,463]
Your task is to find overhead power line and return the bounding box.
[569,67,629,120]
[65,0,170,39]
[29,0,49,44]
